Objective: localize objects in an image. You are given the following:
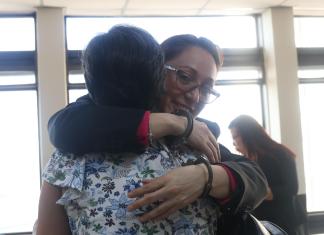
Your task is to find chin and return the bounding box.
[162,104,175,114]
[167,103,179,114]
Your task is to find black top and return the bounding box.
[48,94,268,216]
[253,149,299,235]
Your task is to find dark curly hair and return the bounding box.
[82,24,164,109]
[161,34,223,69]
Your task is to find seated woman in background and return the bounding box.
[229,114,302,235]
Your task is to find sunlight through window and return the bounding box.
[66,16,257,50]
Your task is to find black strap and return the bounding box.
[195,155,213,198]
[166,109,194,146]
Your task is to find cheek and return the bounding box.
[159,96,171,113]
[164,75,178,92]
[237,141,243,148]
[160,77,181,105]
[193,102,205,117]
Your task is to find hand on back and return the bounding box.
[187,120,221,163]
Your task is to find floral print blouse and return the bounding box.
[42,143,219,235]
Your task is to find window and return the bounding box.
[295,17,324,213]
[295,17,324,48]
[299,83,324,212]
[0,17,35,51]
[0,16,39,234]
[66,16,257,50]
[199,67,264,151]
[66,16,264,152]
[69,89,88,103]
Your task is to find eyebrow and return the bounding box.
[178,66,216,85]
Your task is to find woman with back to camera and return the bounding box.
[229,114,301,235]
[38,25,267,234]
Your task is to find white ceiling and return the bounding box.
[0,0,324,16]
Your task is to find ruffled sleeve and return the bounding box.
[42,151,86,204]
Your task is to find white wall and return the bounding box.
[36,7,68,169]
[262,7,306,194]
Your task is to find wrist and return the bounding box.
[167,110,194,146]
[210,165,230,199]
[194,155,213,198]
[197,163,209,186]
[172,115,187,136]
[150,113,185,139]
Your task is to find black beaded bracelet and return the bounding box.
[167,109,194,146]
[195,155,213,198]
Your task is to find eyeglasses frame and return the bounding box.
[164,64,220,104]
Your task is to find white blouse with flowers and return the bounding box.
[42,143,219,235]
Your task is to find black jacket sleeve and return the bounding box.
[219,148,268,214]
[196,117,220,139]
[197,118,268,214]
[48,95,147,154]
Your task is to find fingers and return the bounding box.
[207,141,218,163]
[136,193,196,222]
[128,187,167,212]
[188,120,221,163]
[154,196,196,221]
[203,144,215,163]
[205,136,221,163]
[128,179,167,212]
[127,166,205,222]
[216,143,221,162]
[153,206,180,221]
[208,133,221,162]
[128,178,163,198]
[137,198,177,222]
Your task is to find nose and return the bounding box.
[184,86,200,104]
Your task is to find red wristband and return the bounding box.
[136,111,150,146]
[217,164,237,204]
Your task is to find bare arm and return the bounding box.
[37,182,71,235]
[150,113,220,163]
[127,164,230,222]
[127,154,268,221]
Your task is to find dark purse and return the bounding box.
[248,213,288,235]
[218,212,288,235]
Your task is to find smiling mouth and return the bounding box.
[173,103,193,113]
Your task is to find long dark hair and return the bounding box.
[228,115,296,161]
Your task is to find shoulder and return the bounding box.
[75,94,93,104]
[42,150,86,190]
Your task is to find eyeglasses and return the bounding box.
[164,64,220,104]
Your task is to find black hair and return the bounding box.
[82,24,164,109]
[160,34,223,69]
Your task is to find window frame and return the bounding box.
[65,15,266,105]
[295,15,324,233]
[0,14,40,235]
[64,14,267,155]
